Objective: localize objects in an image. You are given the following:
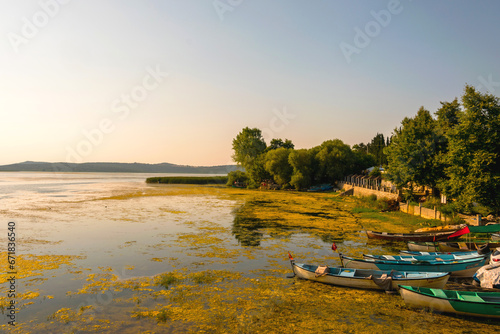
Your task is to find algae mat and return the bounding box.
[0,177,498,333]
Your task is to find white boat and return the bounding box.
[291,262,450,291]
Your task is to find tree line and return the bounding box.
[229,85,499,215]
[228,130,376,190]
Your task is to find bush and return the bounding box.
[146,176,228,184]
[378,198,399,212]
[226,170,249,187]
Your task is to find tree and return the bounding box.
[264,147,293,186]
[435,98,461,134]
[232,127,267,170]
[232,127,268,186]
[268,138,294,150]
[384,107,443,195]
[315,139,355,183]
[442,86,500,214]
[367,133,387,166]
[288,149,315,190]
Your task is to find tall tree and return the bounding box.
[232,127,268,186]
[264,147,293,186]
[384,107,443,195]
[288,149,315,190]
[315,139,355,183]
[232,127,267,169]
[442,86,500,214]
[367,133,387,166]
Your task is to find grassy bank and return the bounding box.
[146,176,228,184]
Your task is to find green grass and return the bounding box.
[351,207,378,214]
[146,176,228,184]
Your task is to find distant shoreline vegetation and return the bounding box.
[146,176,229,184]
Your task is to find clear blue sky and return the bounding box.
[1,0,499,166]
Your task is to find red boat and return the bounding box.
[366,229,466,242]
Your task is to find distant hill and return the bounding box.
[0,161,241,174]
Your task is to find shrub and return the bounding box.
[226,170,249,187]
[146,176,228,184]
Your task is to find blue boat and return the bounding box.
[400,250,487,257]
[364,252,486,262]
[339,253,488,277]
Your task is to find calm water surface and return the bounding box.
[0,172,334,329]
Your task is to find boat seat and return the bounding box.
[430,289,448,298]
[338,269,355,277]
[458,294,484,302]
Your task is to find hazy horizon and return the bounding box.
[2,1,500,166]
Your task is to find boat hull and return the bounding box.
[407,241,500,252]
[399,286,500,318]
[341,255,488,277]
[366,230,460,242]
[292,263,449,290]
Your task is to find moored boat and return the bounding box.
[291,262,449,291]
[366,229,464,242]
[407,241,500,252]
[400,250,486,257]
[364,252,486,262]
[413,224,465,233]
[340,253,488,277]
[399,285,500,318]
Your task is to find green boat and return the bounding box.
[399,286,500,318]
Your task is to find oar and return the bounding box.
[286,251,296,278]
[332,243,344,267]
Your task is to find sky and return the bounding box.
[1,0,500,166]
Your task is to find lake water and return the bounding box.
[1,172,498,333]
[1,172,335,332]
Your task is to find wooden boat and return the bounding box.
[400,250,485,257]
[291,262,449,291]
[493,233,500,241]
[399,285,500,318]
[407,241,500,252]
[366,229,464,242]
[413,224,464,233]
[340,253,488,277]
[364,252,486,262]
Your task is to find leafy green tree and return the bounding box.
[268,138,294,150]
[232,127,268,186]
[435,99,461,134]
[232,127,267,169]
[384,107,443,195]
[352,150,376,174]
[264,147,293,186]
[315,139,355,183]
[442,86,500,214]
[288,149,315,190]
[352,143,368,154]
[367,133,387,166]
